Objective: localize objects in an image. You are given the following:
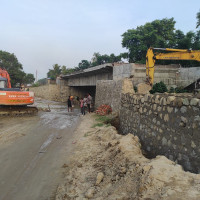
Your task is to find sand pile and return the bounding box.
[55,115,200,200]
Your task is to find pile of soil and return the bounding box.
[55,114,200,200]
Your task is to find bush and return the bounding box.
[150,81,168,94]
[134,86,138,93]
[169,87,175,93]
[175,87,188,93]
[32,82,40,87]
[169,86,188,93]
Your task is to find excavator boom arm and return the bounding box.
[155,51,200,62]
[146,48,200,85]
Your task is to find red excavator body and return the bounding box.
[0,68,34,106]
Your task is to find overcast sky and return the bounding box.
[0,0,199,79]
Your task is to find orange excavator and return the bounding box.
[0,68,38,115]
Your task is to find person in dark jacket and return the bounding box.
[67,96,72,112]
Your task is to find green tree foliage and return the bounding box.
[174,31,200,49]
[0,50,34,87]
[23,73,35,84]
[61,65,76,75]
[122,17,200,67]
[78,60,91,70]
[48,65,77,76]
[37,78,47,85]
[122,18,176,63]
[169,86,187,93]
[196,10,200,28]
[91,52,122,66]
[47,64,62,80]
[150,81,168,94]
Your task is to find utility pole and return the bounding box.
[36,70,38,82]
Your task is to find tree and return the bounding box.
[121,18,176,63]
[78,60,91,70]
[122,17,200,68]
[38,78,47,85]
[47,64,62,80]
[196,10,200,28]
[61,65,67,74]
[61,65,76,75]
[91,52,122,67]
[0,50,25,86]
[23,73,35,84]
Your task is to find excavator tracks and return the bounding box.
[0,106,38,116]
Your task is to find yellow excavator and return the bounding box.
[146,47,200,85]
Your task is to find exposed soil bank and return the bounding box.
[56,114,200,200]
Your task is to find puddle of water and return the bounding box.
[39,133,54,151]
[34,98,81,130]
[40,112,79,129]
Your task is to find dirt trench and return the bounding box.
[55,114,200,200]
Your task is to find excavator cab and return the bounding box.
[0,76,7,88]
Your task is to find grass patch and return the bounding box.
[91,114,113,128]
[91,122,104,128]
[95,115,112,124]
[105,123,111,127]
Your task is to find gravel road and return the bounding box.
[0,98,80,200]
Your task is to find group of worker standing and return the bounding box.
[67,93,93,115]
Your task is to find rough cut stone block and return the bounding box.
[163,98,167,105]
[180,106,187,113]
[122,78,135,94]
[164,114,169,122]
[155,95,160,103]
[167,107,173,113]
[182,98,189,106]
[190,98,199,106]
[181,116,188,124]
[137,83,151,94]
[173,98,183,107]
[167,96,175,104]
[141,97,145,103]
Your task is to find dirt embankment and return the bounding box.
[55,114,200,200]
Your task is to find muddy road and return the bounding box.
[0,98,80,200]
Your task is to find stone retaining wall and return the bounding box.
[30,84,70,102]
[119,93,200,173]
[95,78,135,112]
[95,80,123,112]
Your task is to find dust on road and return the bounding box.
[0,98,80,200]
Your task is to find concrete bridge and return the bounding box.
[60,64,113,86]
[30,62,200,109]
[58,63,200,104]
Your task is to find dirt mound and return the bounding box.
[55,114,200,200]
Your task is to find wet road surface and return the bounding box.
[0,98,81,200]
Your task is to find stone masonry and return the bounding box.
[95,78,135,112]
[119,93,200,173]
[30,83,70,102]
